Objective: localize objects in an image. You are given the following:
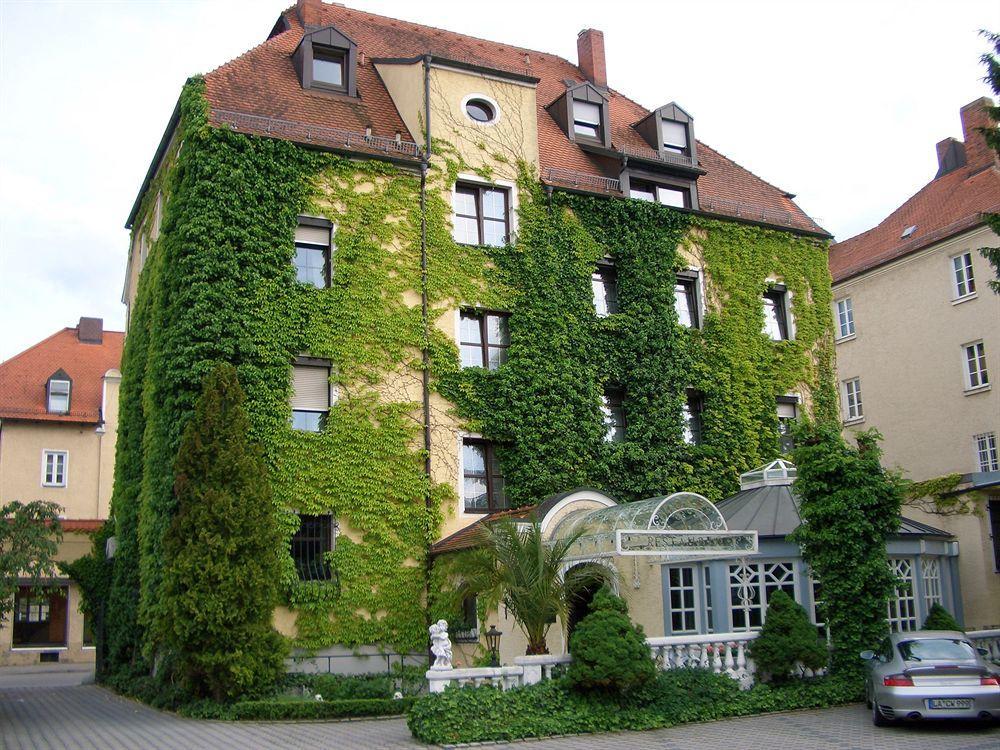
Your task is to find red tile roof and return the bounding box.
[62,519,105,533]
[198,2,826,236]
[0,326,124,424]
[829,164,1000,283]
[431,505,538,555]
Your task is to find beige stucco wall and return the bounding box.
[833,224,1000,627]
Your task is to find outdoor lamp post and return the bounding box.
[485,625,502,667]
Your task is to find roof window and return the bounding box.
[293,26,358,96]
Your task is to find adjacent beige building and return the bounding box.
[830,98,1000,630]
[0,318,123,664]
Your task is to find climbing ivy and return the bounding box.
[103,75,836,683]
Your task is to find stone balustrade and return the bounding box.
[647,632,759,688]
[968,628,1000,663]
[426,654,572,693]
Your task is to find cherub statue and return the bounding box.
[429,619,453,670]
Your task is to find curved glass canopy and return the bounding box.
[550,492,757,562]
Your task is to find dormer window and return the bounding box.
[313,46,346,89]
[47,372,71,414]
[635,103,697,164]
[547,82,611,149]
[293,26,358,96]
[629,179,690,209]
[573,101,603,140]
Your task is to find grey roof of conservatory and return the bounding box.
[715,483,952,539]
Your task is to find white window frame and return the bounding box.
[290,358,335,433]
[887,557,918,632]
[47,379,71,414]
[951,251,977,301]
[921,557,942,612]
[962,340,990,392]
[665,564,701,634]
[461,93,502,127]
[842,377,864,423]
[728,559,798,632]
[834,297,855,341]
[975,432,999,472]
[41,450,68,488]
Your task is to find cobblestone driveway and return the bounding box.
[1,685,997,749]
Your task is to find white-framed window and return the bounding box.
[952,252,976,299]
[728,559,796,632]
[835,298,855,339]
[47,377,71,414]
[921,557,942,611]
[573,100,603,140]
[963,341,989,390]
[776,397,799,454]
[666,566,700,633]
[975,432,999,472]
[294,220,334,288]
[842,378,863,421]
[887,558,918,632]
[290,359,333,432]
[42,450,68,487]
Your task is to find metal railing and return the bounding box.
[617,143,695,169]
[698,195,804,229]
[212,109,423,159]
[543,168,621,193]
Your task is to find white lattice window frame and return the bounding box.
[887,558,918,632]
[728,559,797,632]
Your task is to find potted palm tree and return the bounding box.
[454,519,617,656]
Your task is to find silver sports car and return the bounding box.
[861,630,1000,725]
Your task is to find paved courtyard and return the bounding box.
[1,683,997,749]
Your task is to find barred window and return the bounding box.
[291,514,335,581]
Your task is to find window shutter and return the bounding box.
[776,402,797,419]
[291,365,330,410]
[295,225,330,246]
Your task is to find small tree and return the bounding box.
[1,500,62,624]
[454,519,616,655]
[922,603,963,631]
[567,587,656,694]
[792,423,903,677]
[156,363,286,701]
[747,590,827,684]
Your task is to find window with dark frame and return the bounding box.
[312,45,346,90]
[592,264,618,317]
[776,398,798,453]
[629,179,690,209]
[601,387,626,443]
[13,586,68,647]
[572,100,603,141]
[293,222,332,288]
[674,271,700,328]
[459,310,510,370]
[452,184,509,247]
[682,389,704,445]
[462,438,507,512]
[662,119,689,155]
[762,287,790,341]
[291,514,334,581]
[453,595,479,642]
[989,499,1000,572]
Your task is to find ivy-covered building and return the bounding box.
[112,0,841,673]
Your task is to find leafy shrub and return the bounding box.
[922,603,963,631]
[567,588,656,695]
[282,667,425,700]
[407,670,864,744]
[747,590,827,684]
[181,696,415,720]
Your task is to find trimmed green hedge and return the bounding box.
[407,670,863,745]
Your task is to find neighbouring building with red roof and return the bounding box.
[829,97,1000,631]
[108,0,860,672]
[0,318,123,665]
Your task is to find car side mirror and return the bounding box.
[860,650,875,661]
[978,648,989,657]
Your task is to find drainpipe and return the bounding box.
[420,54,434,651]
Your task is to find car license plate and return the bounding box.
[927,698,972,710]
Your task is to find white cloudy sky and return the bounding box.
[0,0,996,360]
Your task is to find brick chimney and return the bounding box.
[78,317,103,345]
[297,0,324,28]
[935,137,966,177]
[959,97,997,174]
[577,29,607,89]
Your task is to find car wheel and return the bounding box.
[872,698,891,727]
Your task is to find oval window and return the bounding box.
[465,99,496,123]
